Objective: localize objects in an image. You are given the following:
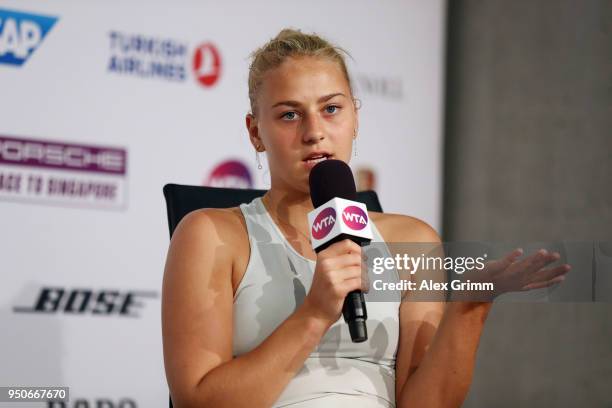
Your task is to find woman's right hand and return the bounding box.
[302,239,367,328]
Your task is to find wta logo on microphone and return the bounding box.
[308,198,373,250]
[311,207,336,239]
[342,206,368,230]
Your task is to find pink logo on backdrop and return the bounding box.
[311,207,336,240]
[205,160,252,188]
[342,206,368,230]
[192,42,222,88]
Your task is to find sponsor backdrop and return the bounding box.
[0,1,444,406]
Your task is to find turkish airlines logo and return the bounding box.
[192,42,221,88]
[312,207,336,240]
[342,206,368,230]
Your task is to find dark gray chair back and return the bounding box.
[163,183,383,237]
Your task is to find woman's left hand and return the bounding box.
[451,248,571,301]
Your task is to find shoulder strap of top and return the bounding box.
[239,197,277,244]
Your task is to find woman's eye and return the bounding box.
[325,105,340,114]
[281,111,298,120]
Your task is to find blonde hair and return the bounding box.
[248,28,354,115]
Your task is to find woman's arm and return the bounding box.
[374,213,486,407]
[378,214,567,407]
[162,210,364,408]
[396,300,491,408]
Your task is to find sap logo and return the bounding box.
[13,287,157,317]
[48,398,137,408]
[0,8,58,66]
[342,206,368,230]
[312,207,336,240]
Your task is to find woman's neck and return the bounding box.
[261,186,314,245]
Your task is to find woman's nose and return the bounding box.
[302,113,325,144]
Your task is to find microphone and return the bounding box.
[307,159,372,343]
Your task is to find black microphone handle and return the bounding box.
[314,234,370,343]
[343,289,368,343]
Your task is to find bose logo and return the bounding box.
[13,288,157,317]
[0,8,58,66]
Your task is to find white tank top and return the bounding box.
[234,197,401,408]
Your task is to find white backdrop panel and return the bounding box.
[0,1,445,407]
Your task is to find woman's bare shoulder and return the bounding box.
[168,207,250,277]
[166,206,250,296]
[369,211,440,243]
[173,206,247,245]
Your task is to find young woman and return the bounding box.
[162,29,569,408]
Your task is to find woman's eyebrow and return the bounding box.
[270,93,347,109]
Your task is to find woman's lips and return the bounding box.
[303,155,331,169]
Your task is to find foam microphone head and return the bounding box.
[309,159,357,207]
